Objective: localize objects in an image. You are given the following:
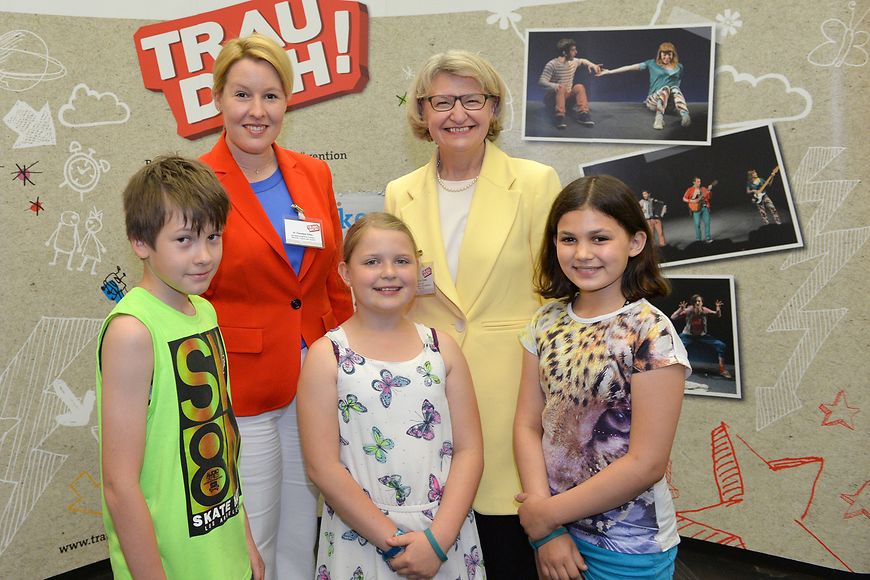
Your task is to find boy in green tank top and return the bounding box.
[97,155,263,579]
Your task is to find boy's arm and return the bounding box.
[100,315,167,580]
[538,60,559,90]
[243,510,264,580]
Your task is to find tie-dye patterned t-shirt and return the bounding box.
[520,298,690,554]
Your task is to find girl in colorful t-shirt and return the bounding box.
[596,42,691,130]
[297,213,486,579]
[514,175,690,579]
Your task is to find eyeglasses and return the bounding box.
[421,93,496,112]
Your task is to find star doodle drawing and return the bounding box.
[28,196,44,215]
[67,471,102,517]
[757,148,869,430]
[676,421,855,572]
[11,161,41,186]
[839,480,870,520]
[818,389,860,429]
[402,66,414,80]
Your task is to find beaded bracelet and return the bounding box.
[423,528,449,562]
[381,529,405,562]
[528,526,568,551]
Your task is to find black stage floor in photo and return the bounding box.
[525,100,709,142]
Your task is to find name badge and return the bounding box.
[417,261,435,295]
[284,218,324,248]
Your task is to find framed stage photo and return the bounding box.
[579,123,803,268]
[650,275,742,398]
[523,25,714,145]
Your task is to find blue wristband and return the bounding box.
[381,529,405,562]
[528,526,568,550]
[423,528,449,562]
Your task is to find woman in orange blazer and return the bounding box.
[200,35,353,580]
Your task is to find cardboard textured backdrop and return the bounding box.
[0,1,867,577]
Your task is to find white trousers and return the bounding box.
[238,398,317,579]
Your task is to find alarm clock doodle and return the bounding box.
[59,141,110,201]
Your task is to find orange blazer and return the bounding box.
[201,134,353,416]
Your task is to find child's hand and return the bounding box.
[385,531,444,578]
[515,492,556,541]
[678,301,688,310]
[247,539,265,580]
[587,62,603,75]
[595,68,610,76]
[536,534,587,580]
[715,299,724,310]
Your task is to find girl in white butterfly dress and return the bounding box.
[298,213,487,579]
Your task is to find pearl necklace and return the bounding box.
[436,160,479,192]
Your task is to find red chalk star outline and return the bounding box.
[840,480,870,520]
[675,421,855,572]
[819,389,859,430]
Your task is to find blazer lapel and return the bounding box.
[209,135,292,270]
[455,143,521,315]
[399,157,463,312]
[273,147,320,280]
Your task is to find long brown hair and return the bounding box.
[535,175,670,301]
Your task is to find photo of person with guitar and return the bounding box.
[682,176,716,243]
[746,167,782,225]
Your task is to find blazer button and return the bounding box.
[291,298,302,309]
[454,320,466,333]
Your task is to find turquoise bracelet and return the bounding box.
[423,528,448,562]
[528,526,568,550]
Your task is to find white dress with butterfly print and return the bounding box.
[315,324,486,580]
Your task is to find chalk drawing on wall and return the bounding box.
[486,8,523,42]
[59,141,110,201]
[402,66,414,80]
[395,92,406,106]
[0,30,66,92]
[45,210,80,270]
[840,480,870,520]
[10,161,41,186]
[100,266,128,304]
[757,148,870,430]
[67,471,101,517]
[28,196,44,215]
[715,66,813,129]
[0,317,103,556]
[818,389,860,430]
[714,9,743,40]
[52,379,95,428]
[3,101,56,148]
[807,1,869,68]
[57,83,131,128]
[76,207,107,275]
[676,421,855,572]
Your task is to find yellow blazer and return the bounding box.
[385,142,561,514]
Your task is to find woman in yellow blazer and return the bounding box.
[385,50,561,578]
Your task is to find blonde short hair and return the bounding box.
[343,213,418,262]
[406,50,507,142]
[212,33,294,99]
